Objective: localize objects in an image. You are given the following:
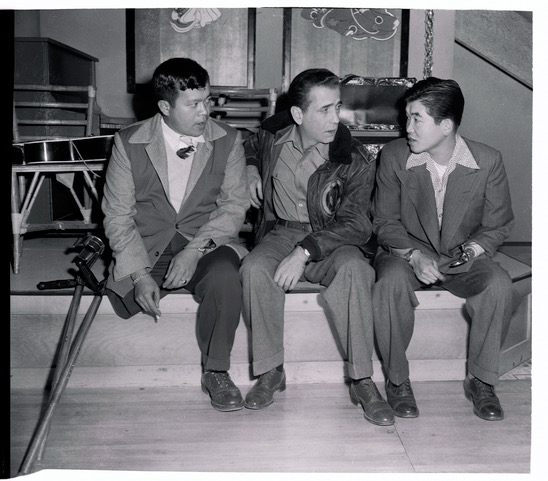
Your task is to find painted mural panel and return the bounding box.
[289,8,404,85]
[135,8,249,87]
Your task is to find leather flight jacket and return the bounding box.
[245,110,377,262]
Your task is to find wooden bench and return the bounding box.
[10,250,531,390]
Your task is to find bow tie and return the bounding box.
[176,145,195,159]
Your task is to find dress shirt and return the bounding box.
[161,118,204,211]
[272,125,329,223]
[406,134,484,256]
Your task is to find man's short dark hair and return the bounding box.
[287,68,340,111]
[152,58,210,106]
[403,77,465,127]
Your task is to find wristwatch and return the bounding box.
[403,248,420,262]
[198,239,216,254]
[297,243,311,263]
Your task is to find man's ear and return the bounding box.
[290,105,303,125]
[441,118,453,136]
[158,100,170,116]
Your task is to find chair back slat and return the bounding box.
[13,84,96,142]
[209,87,278,133]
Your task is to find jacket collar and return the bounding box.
[262,110,353,165]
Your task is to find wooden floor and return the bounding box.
[9,236,536,479]
[11,376,531,478]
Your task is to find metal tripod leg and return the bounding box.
[19,289,104,475]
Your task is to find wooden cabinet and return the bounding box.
[15,37,97,86]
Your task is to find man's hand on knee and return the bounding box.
[273,247,308,291]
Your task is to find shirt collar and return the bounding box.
[406,134,479,170]
[275,124,330,161]
[161,118,205,151]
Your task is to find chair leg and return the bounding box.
[11,172,22,274]
[12,231,21,275]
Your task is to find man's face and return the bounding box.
[405,100,447,156]
[160,84,211,137]
[295,86,341,149]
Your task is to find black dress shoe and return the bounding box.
[350,378,395,426]
[385,379,419,418]
[463,375,504,421]
[244,368,286,410]
[201,371,244,412]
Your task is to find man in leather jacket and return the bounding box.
[240,68,394,426]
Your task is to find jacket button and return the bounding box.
[154,251,160,257]
[175,223,179,229]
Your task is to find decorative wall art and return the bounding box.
[282,8,409,91]
[127,8,256,92]
[300,8,400,41]
[169,8,222,33]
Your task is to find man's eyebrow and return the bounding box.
[319,101,337,110]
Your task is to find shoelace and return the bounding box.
[258,369,280,385]
[209,371,232,389]
[395,379,413,396]
[472,377,495,397]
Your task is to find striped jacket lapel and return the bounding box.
[397,164,441,253]
[440,164,482,250]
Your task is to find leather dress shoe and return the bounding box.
[350,378,394,426]
[244,368,286,409]
[463,375,504,421]
[385,379,419,418]
[201,371,244,412]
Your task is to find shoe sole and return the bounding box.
[201,383,244,412]
[350,386,395,426]
[244,380,286,410]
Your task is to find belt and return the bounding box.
[276,219,313,232]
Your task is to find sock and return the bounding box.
[352,377,372,384]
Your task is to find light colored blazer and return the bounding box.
[102,113,249,296]
[372,137,514,273]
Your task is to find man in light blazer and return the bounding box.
[102,58,249,412]
[372,77,517,421]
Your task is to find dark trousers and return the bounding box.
[107,239,242,372]
[372,251,518,386]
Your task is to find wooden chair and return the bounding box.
[11,84,111,274]
[209,87,277,133]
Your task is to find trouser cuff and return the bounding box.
[253,349,284,376]
[385,362,410,386]
[346,360,373,380]
[202,354,230,372]
[468,360,500,386]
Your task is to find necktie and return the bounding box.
[176,145,195,159]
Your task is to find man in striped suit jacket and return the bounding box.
[372,77,518,422]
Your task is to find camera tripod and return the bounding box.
[19,235,106,475]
